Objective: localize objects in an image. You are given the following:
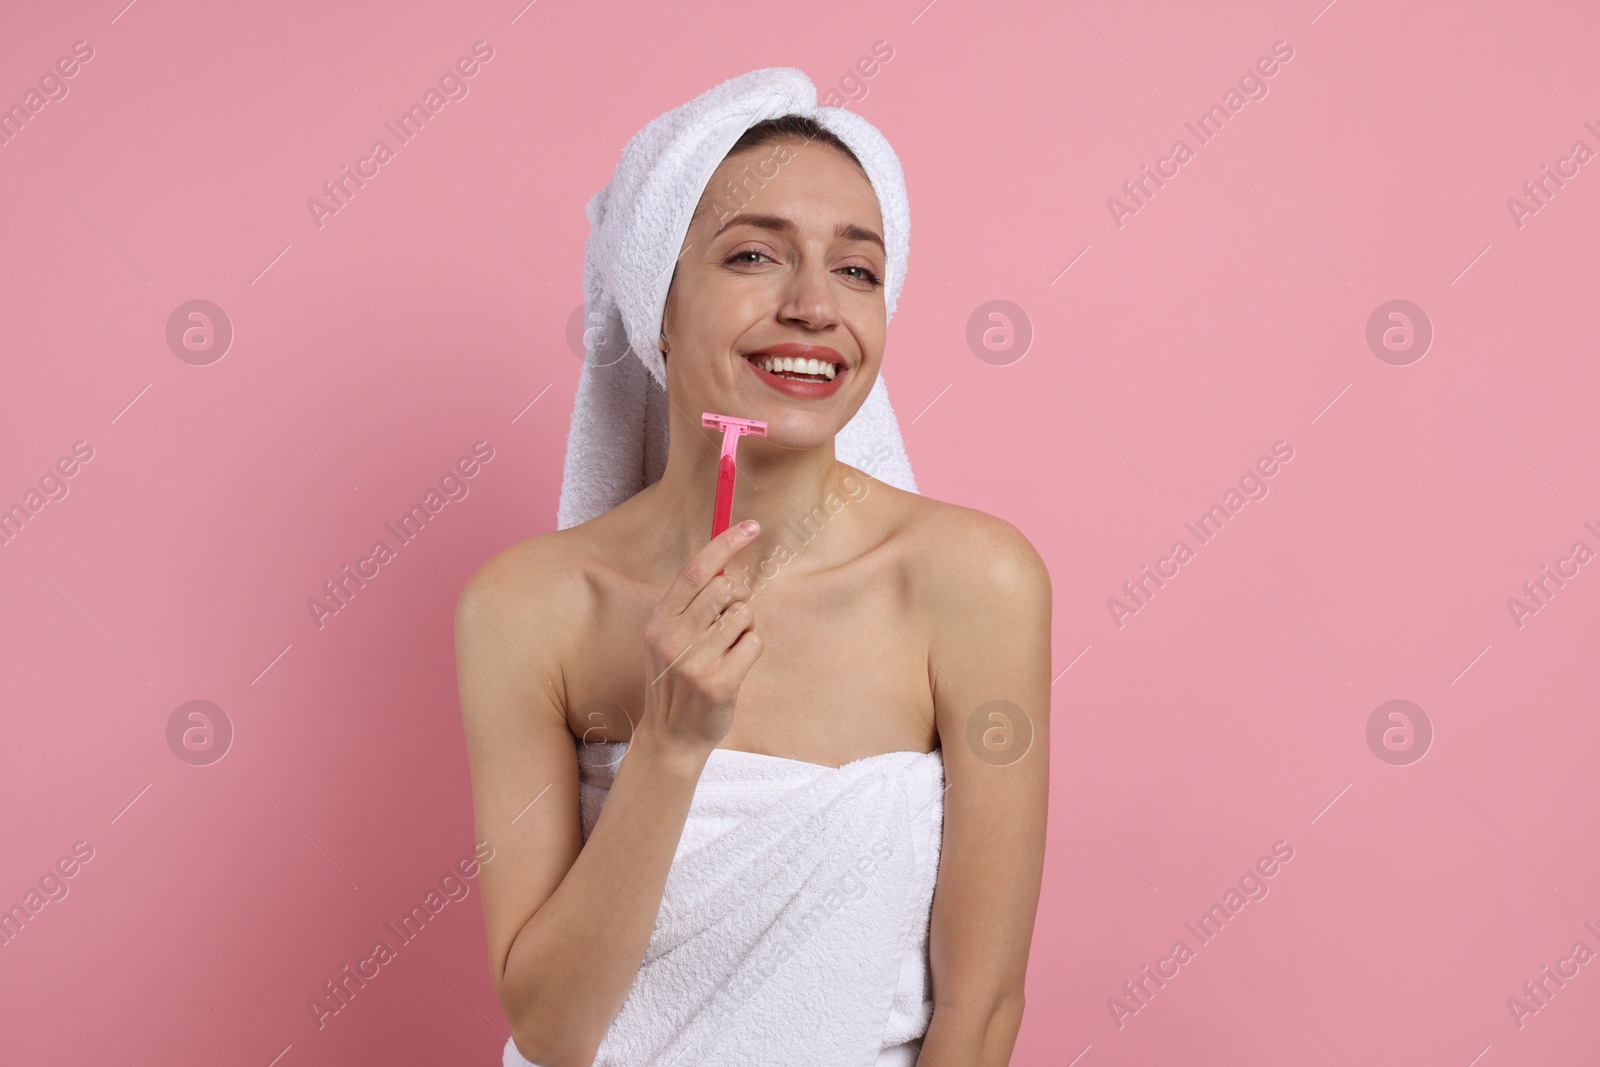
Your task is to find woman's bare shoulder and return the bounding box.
[456,525,604,641]
[888,488,1050,601]
[453,524,629,732]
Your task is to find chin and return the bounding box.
[740,411,848,452]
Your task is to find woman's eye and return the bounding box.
[726,250,880,287]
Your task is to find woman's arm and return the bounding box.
[916,514,1052,1066]
[454,527,760,1067]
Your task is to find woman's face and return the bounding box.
[660,138,888,451]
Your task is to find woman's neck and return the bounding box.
[637,422,863,586]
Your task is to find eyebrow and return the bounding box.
[713,212,884,253]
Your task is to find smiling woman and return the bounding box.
[454,67,1050,1067]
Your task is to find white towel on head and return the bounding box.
[556,67,920,531]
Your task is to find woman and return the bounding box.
[456,68,1051,1067]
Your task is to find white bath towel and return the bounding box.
[503,741,946,1067]
[556,66,920,531]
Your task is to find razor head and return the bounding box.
[701,412,768,436]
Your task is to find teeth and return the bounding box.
[752,355,837,380]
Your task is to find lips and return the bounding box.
[742,343,848,399]
[744,343,846,375]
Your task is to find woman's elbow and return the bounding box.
[968,987,1024,1043]
[506,1022,599,1067]
[990,989,1025,1039]
[932,988,1026,1057]
[500,980,601,1067]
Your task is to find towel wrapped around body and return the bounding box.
[503,739,946,1067]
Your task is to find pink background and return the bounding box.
[3,1,1597,1064]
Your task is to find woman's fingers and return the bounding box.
[716,606,762,670]
[705,596,755,654]
[654,520,758,622]
[656,578,754,676]
[689,573,743,630]
[641,524,764,751]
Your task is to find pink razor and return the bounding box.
[701,412,767,572]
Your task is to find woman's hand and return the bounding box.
[638,519,764,756]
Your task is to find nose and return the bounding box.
[775,257,841,332]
